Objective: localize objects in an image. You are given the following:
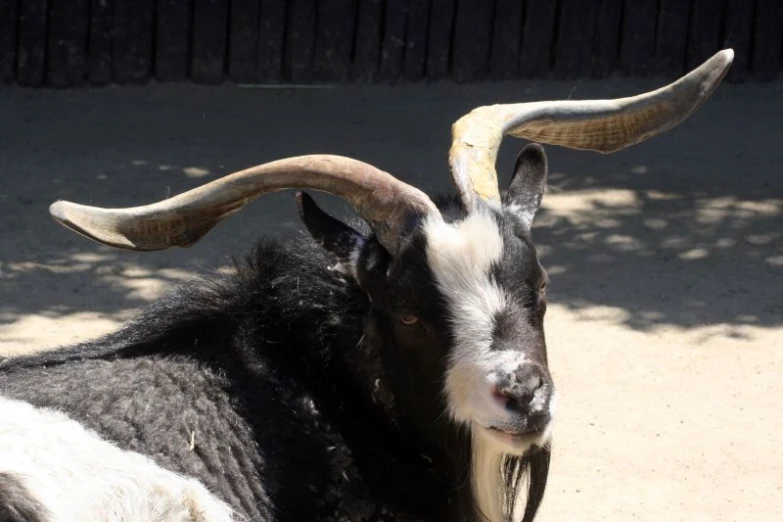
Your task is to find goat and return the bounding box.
[0,50,733,522]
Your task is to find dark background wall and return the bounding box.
[0,0,781,88]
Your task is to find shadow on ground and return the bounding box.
[0,78,780,346]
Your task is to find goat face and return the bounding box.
[299,144,554,458]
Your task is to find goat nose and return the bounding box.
[494,366,551,417]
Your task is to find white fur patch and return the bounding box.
[0,397,237,522]
[424,211,507,423]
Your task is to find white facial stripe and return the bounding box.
[424,211,509,423]
[425,210,553,522]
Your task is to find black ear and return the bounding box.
[296,192,367,273]
[503,143,548,230]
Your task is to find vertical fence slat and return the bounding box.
[88,0,114,85]
[751,0,783,81]
[17,0,48,86]
[191,0,228,84]
[403,0,430,80]
[47,0,89,86]
[229,0,260,82]
[426,0,455,79]
[654,0,690,76]
[687,0,723,70]
[155,0,191,82]
[555,0,599,78]
[0,0,19,84]
[112,0,154,84]
[313,0,356,82]
[619,0,657,75]
[286,0,317,82]
[452,0,494,81]
[351,0,382,81]
[257,0,286,82]
[591,0,623,77]
[378,0,408,81]
[723,0,753,81]
[489,0,524,79]
[518,0,558,78]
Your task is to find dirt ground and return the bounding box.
[1,75,781,521]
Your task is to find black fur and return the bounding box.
[1,238,453,520]
[0,152,554,521]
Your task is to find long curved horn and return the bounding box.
[450,49,734,210]
[49,154,439,254]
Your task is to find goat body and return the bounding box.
[1,238,456,521]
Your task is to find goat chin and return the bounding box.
[471,426,550,522]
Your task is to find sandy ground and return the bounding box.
[1,76,781,521]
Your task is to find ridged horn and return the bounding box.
[49,154,440,255]
[449,48,734,210]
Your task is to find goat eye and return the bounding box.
[399,314,419,326]
[539,281,547,293]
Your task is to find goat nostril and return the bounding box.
[494,369,550,416]
[505,396,522,413]
[491,386,509,407]
[492,386,528,414]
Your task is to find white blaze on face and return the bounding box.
[424,210,508,423]
[426,210,549,522]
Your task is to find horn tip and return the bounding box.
[686,48,734,84]
[713,48,735,70]
[49,199,66,220]
[681,48,734,103]
[48,199,97,239]
[49,200,79,226]
[48,200,137,251]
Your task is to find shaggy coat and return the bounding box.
[0,148,554,521]
[2,237,425,520]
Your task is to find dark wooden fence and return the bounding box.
[1,0,781,87]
